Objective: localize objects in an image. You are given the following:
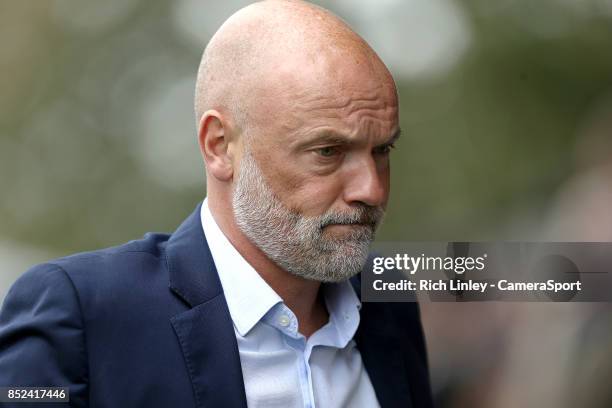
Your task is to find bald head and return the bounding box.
[197,1,399,283]
[194,0,395,134]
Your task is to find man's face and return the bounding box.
[232,58,399,282]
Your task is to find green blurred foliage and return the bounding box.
[1,0,611,254]
[384,0,612,240]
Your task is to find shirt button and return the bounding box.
[278,314,291,327]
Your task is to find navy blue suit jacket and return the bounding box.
[0,204,432,407]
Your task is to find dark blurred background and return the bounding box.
[1,1,612,407]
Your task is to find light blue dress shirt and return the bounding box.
[200,199,380,408]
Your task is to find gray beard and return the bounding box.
[232,149,385,283]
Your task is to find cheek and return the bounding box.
[254,152,339,214]
[285,176,344,217]
[382,164,391,189]
[380,166,391,207]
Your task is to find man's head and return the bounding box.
[195,0,399,282]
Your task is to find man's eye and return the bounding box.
[317,146,339,157]
[374,143,395,155]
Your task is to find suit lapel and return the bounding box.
[351,271,414,408]
[355,301,413,408]
[170,297,247,408]
[167,204,247,408]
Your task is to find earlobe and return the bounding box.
[198,110,234,181]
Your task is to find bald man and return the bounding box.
[0,1,432,407]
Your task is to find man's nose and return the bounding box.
[342,157,388,208]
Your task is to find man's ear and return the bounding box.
[198,110,235,181]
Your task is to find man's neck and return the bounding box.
[208,198,329,338]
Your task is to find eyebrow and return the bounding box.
[296,127,401,149]
[386,128,402,145]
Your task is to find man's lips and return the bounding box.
[323,222,372,229]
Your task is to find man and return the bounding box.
[0,1,432,407]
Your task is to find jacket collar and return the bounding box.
[167,202,222,307]
[166,203,248,408]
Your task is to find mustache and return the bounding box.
[319,206,385,229]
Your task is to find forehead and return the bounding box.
[250,57,399,144]
[291,87,397,140]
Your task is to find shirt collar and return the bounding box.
[201,198,282,337]
[200,198,362,344]
[321,280,362,348]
